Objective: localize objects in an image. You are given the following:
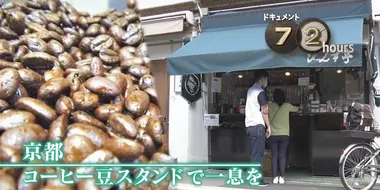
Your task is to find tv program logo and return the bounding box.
[322,42,354,54]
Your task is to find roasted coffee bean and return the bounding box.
[72,91,99,111]
[48,114,69,141]
[49,31,64,43]
[109,25,125,44]
[0,110,36,130]
[15,97,57,124]
[60,12,73,27]
[99,25,108,34]
[18,68,44,93]
[46,0,58,12]
[0,145,22,178]
[102,137,144,161]
[90,57,105,76]
[139,75,155,90]
[44,66,64,81]
[0,49,12,62]
[62,35,79,50]
[78,27,86,38]
[95,103,123,121]
[79,37,93,53]
[127,0,138,9]
[26,22,47,33]
[119,49,139,68]
[37,77,71,100]
[0,60,23,70]
[157,138,169,154]
[99,48,119,65]
[0,172,16,190]
[136,42,148,57]
[25,1,41,9]
[87,17,101,24]
[85,23,100,37]
[113,17,129,28]
[108,113,138,139]
[146,103,161,119]
[14,45,30,62]
[72,111,106,130]
[7,10,26,35]
[135,115,149,129]
[47,39,65,56]
[58,52,76,69]
[76,149,118,177]
[64,135,96,163]
[27,11,47,25]
[77,16,88,29]
[67,123,109,148]
[0,123,48,150]
[26,36,48,52]
[47,23,64,35]
[151,152,176,163]
[64,27,80,38]
[0,27,18,40]
[18,167,45,190]
[90,34,113,52]
[137,129,156,157]
[85,76,121,97]
[0,68,20,100]
[122,24,143,46]
[146,117,164,145]
[45,12,61,25]
[106,73,128,92]
[8,84,29,105]
[128,65,150,78]
[21,52,57,70]
[125,90,150,116]
[0,39,10,51]
[0,99,10,112]
[55,96,75,115]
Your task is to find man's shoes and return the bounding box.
[258,181,269,187]
[272,176,279,184]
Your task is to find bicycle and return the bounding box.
[339,131,380,190]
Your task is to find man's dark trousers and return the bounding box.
[247,124,266,176]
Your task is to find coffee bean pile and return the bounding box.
[0,0,173,189]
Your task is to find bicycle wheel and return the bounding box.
[339,144,378,190]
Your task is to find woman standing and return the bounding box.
[268,89,298,184]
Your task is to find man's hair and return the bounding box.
[254,69,269,82]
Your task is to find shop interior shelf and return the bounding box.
[340,130,379,140]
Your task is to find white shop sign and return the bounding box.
[204,114,219,126]
[138,0,193,10]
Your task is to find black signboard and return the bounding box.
[181,74,202,104]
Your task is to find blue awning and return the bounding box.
[167,0,371,75]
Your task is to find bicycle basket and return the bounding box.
[345,102,375,132]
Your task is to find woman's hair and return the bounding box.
[273,88,286,107]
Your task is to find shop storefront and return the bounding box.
[167,0,374,176]
[141,11,196,126]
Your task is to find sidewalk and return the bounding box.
[172,169,380,190]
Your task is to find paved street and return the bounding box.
[172,169,380,190]
[176,183,348,190]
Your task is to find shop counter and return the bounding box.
[209,114,249,162]
[209,112,358,176]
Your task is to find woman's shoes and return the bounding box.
[273,176,285,184]
[279,176,285,184]
[273,176,279,184]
